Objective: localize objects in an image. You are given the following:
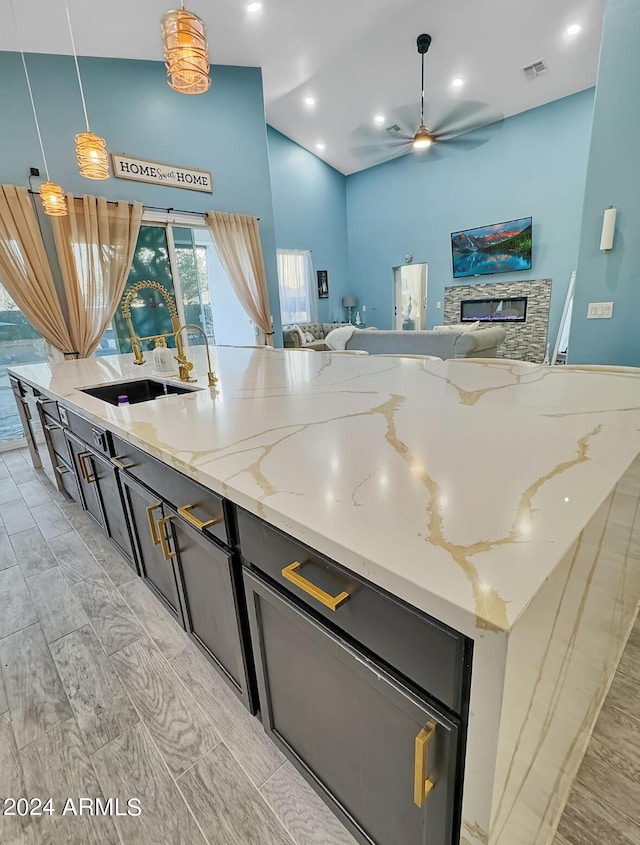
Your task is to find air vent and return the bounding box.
[522,60,548,80]
[386,124,402,134]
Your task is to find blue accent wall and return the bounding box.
[267,127,348,323]
[568,0,640,365]
[345,90,594,343]
[0,51,282,341]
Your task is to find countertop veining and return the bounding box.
[10,348,640,635]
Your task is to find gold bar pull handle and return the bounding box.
[146,503,162,545]
[77,452,96,484]
[281,561,350,611]
[112,455,135,470]
[414,721,437,808]
[177,503,221,532]
[157,516,177,561]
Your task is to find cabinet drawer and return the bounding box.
[112,434,229,548]
[237,509,470,715]
[37,395,60,423]
[43,413,69,463]
[65,409,111,455]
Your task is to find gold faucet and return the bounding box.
[174,324,218,387]
[119,281,217,387]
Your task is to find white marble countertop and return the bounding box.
[9,348,640,636]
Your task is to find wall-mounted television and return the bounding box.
[451,217,533,279]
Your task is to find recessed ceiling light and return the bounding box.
[566,23,582,36]
[247,1,262,10]
[374,114,386,126]
[304,96,316,107]
[451,77,465,88]
[315,142,326,151]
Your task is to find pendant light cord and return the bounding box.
[420,51,425,125]
[63,0,91,131]
[8,0,51,179]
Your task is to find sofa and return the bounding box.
[344,326,506,359]
[283,322,347,351]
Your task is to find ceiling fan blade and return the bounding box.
[349,120,414,160]
[429,101,503,140]
[349,140,414,166]
[391,104,422,135]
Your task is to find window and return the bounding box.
[277,249,317,326]
[0,283,47,445]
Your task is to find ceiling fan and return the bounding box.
[350,34,503,166]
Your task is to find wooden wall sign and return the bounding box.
[111,154,213,193]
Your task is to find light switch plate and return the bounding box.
[436,301,442,309]
[587,301,614,319]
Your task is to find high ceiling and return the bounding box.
[0,0,604,174]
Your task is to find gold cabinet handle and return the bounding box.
[146,503,162,545]
[77,451,96,484]
[112,455,135,470]
[414,721,437,807]
[157,516,176,561]
[177,503,221,531]
[55,465,70,475]
[281,561,350,611]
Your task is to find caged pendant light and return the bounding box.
[9,0,67,215]
[63,0,110,179]
[161,3,211,94]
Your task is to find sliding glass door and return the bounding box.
[99,220,255,356]
[0,283,47,447]
[171,226,255,347]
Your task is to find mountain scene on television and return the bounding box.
[452,217,532,278]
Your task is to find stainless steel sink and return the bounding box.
[79,378,202,407]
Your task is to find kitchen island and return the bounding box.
[8,348,640,845]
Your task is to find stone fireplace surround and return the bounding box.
[444,278,552,362]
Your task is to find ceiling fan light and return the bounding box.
[413,125,433,150]
[40,181,68,216]
[75,131,110,179]
[162,8,211,94]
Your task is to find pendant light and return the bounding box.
[413,34,434,151]
[9,0,67,216]
[63,0,110,179]
[161,3,211,95]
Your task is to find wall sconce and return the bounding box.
[600,206,617,253]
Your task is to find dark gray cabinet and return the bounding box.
[120,474,182,620]
[92,452,135,564]
[164,509,254,709]
[64,431,135,566]
[244,570,461,845]
[66,431,103,527]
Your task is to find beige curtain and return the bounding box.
[204,211,273,345]
[52,194,143,358]
[0,184,75,354]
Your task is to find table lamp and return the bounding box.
[342,296,357,324]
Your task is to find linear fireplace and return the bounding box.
[461,296,527,323]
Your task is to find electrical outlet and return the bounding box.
[587,301,614,319]
[362,305,367,312]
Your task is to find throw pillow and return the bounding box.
[304,331,315,343]
[433,321,481,333]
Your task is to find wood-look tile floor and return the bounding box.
[0,447,638,845]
